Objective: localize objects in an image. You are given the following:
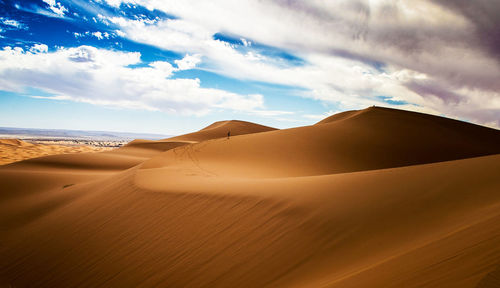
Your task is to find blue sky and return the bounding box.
[1,0,499,134]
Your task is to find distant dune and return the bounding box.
[0,138,109,165]
[1,107,500,288]
[168,119,277,142]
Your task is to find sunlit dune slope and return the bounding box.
[115,120,276,155]
[142,106,500,177]
[0,139,34,147]
[167,119,277,142]
[0,139,108,165]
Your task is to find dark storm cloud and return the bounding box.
[270,1,483,73]
[431,0,500,59]
[269,0,371,41]
[405,80,463,104]
[328,48,386,71]
[263,0,500,124]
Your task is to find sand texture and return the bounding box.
[0,139,110,166]
[1,107,500,287]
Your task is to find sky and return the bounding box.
[0,0,499,135]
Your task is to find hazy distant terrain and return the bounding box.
[0,127,172,165]
[0,127,171,141]
[0,139,111,165]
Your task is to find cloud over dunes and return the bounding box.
[0,45,265,115]
[90,0,500,127]
[2,0,500,127]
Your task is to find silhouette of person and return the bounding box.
[227,130,230,139]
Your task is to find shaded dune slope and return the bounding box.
[1,107,500,288]
[4,151,146,171]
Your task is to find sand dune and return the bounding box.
[142,107,500,177]
[0,138,109,166]
[1,107,500,288]
[167,119,277,142]
[0,138,34,147]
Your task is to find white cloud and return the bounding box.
[92,31,103,40]
[174,54,202,70]
[42,0,68,16]
[42,0,56,6]
[29,44,49,53]
[74,31,113,40]
[102,0,125,8]
[249,109,294,117]
[115,30,126,37]
[0,18,27,30]
[0,45,267,116]
[302,113,331,121]
[106,16,427,112]
[241,38,251,47]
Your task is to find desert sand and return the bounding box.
[1,106,500,287]
[0,139,110,165]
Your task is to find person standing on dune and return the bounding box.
[227,130,230,139]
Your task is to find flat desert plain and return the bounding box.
[1,106,500,287]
